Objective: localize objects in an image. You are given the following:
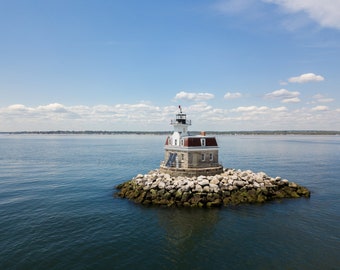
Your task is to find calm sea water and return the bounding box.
[0,134,339,270]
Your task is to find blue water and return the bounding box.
[0,134,339,270]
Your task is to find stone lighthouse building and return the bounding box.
[160,106,223,177]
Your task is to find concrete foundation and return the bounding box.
[159,165,224,177]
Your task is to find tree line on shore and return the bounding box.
[1,130,339,135]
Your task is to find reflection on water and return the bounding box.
[0,135,339,270]
[158,208,220,246]
[157,208,221,267]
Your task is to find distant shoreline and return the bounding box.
[1,130,339,135]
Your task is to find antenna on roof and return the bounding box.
[179,105,182,114]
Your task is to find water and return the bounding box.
[0,134,339,269]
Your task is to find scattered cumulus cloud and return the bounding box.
[311,105,329,111]
[264,89,300,101]
[288,73,325,83]
[0,101,339,131]
[224,92,242,99]
[282,97,301,103]
[37,103,67,113]
[317,98,334,103]
[281,97,301,103]
[8,104,28,111]
[312,94,323,99]
[272,106,288,112]
[0,102,170,131]
[174,91,215,101]
[231,106,269,113]
[187,102,213,113]
[214,0,340,31]
[229,105,292,115]
[312,94,334,103]
[264,0,340,30]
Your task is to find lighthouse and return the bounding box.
[160,106,223,177]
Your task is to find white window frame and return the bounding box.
[201,153,205,161]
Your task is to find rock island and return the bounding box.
[116,107,310,207]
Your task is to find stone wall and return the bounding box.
[159,165,224,177]
[115,168,311,207]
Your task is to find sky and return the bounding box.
[1,0,340,131]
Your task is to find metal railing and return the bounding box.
[170,119,191,125]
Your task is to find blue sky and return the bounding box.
[1,0,339,131]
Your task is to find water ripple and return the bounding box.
[0,135,339,269]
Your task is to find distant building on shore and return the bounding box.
[159,106,223,177]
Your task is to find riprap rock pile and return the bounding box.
[115,168,310,207]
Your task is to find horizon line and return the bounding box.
[1,130,339,135]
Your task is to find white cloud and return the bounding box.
[0,102,170,131]
[214,0,340,31]
[187,102,213,113]
[282,97,301,103]
[230,106,270,116]
[312,94,323,99]
[174,91,215,101]
[230,105,291,115]
[272,106,288,111]
[312,94,334,103]
[264,0,340,30]
[317,98,334,103]
[1,102,339,131]
[288,73,324,83]
[230,106,250,112]
[8,104,28,111]
[224,92,242,99]
[37,103,67,113]
[265,89,300,100]
[311,105,329,111]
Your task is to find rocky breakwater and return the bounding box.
[115,168,310,207]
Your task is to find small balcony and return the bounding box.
[170,119,191,125]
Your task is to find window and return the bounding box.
[180,139,184,146]
[174,139,177,146]
[201,139,206,146]
[209,153,213,161]
[201,153,205,161]
[181,153,184,160]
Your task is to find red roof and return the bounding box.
[184,137,217,147]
